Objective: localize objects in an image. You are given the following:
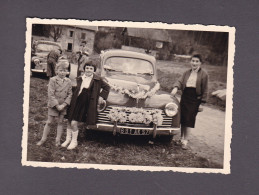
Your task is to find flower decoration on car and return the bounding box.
[107,107,163,126]
[107,81,160,100]
[152,113,164,125]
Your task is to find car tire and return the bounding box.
[83,129,95,140]
[31,71,36,77]
[158,135,174,143]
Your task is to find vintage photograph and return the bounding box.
[22,18,234,173]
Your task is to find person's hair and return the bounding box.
[83,60,96,72]
[82,51,89,56]
[81,41,87,44]
[191,54,203,63]
[55,60,69,71]
[76,51,81,55]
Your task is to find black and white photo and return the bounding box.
[22,18,235,174]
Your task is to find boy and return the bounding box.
[37,61,72,146]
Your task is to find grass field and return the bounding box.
[26,77,222,168]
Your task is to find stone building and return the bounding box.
[32,24,98,54]
[59,25,98,54]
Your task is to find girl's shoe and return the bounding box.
[61,129,72,147]
[181,140,188,150]
[67,130,78,150]
[175,139,184,146]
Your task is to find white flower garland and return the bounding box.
[107,107,163,126]
[107,81,160,99]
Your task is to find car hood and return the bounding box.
[34,52,48,58]
[105,76,178,109]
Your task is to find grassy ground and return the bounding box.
[27,77,222,168]
[156,60,227,110]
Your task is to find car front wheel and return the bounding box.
[157,135,174,143]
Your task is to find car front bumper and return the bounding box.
[86,123,180,137]
[31,69,46,73]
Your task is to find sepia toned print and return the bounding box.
[22,18,235,174]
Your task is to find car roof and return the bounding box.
[35,40,61,48]
[101,49,156,64]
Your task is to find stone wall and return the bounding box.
[59,26,96,54]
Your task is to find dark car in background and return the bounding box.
[31,40,62,76]
[31,40,77,84]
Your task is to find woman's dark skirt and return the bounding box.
[67,88,91,122]
[180,87,201,128]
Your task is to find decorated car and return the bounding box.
[86,50,180,140]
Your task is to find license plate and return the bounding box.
[120,128,150,135]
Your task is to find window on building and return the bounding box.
[69,31,74,37]
[81,33,86,39]
[67,43,73,51]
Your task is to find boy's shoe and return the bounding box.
[36,139,46,146]
[55,140,61,147]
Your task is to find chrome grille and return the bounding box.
[97,106,173,127]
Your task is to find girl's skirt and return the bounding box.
[67,88,91,122]
[180,87,201,128]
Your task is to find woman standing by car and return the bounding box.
[171,54,209,149]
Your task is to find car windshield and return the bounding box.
[36,43,60,52]
[104,57,154,76]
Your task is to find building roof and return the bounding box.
[73,25,98,31]
[126,28,172,42]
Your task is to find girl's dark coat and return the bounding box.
[69,74,110,125]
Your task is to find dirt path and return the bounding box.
[175,106,225,166]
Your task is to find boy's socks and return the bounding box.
[55,124,63,146]
[37,124,50,145]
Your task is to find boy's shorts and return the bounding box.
[48,107,66,117]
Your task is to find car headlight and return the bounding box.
[164,102,178,117]
[97,100,107,112]
[34,59,40,65]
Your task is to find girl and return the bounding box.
[37,61,72,146]
[171,54,209,149]
[62,60,110,150]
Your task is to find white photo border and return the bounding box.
[22,18,235,174]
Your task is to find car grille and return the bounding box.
[97,106,173,127]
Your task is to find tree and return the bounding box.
[49,25,63,42]
[127,28,155,54]
[137,29,154,54]
[94,29,123,53]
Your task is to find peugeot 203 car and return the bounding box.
[85,49,180,140]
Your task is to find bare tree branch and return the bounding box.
[49,25,63,42]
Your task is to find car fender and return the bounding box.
[145,90,180,109]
